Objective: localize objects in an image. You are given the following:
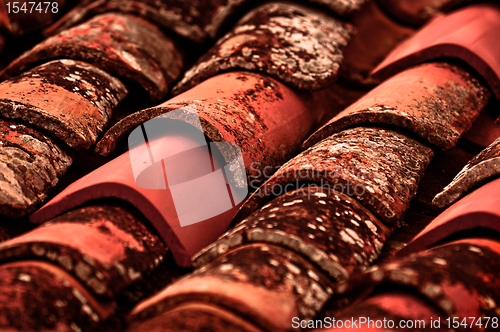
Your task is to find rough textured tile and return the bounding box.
[31,131,245,268]
[0,203,167,300]
[31,71,319,268]
[307,0,367,16]
[0,13,183,101]
[379,0,476,26]
[0,119,72,217]
[0,59,127,149]
[126,303,265,332]
[404,177,500,255]
[0,260,115,331]
[194,187,391,280]
[319,290,446,331]
[172,2,354,94]
[235,127,434,225]
[129,243,332,332]
[96,72,315,186]
[44,0,246,43]
[372,4,500,106]
[304,62,489,150]
[332,239,500,323]
[46,0,364,44]
[434,137,500,207]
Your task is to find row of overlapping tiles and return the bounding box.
[0,0,499,331]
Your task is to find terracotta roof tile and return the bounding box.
[172,3,354,94]
[372,3,500,105]
[128,243,332,332]
[0,13,183,101]
[378,0,475,26]
[461,101,500,150]
[1,0,500,330]
[45,0,365,44]
[0,59,127,149]
[433,138,500,207]
[303,62,490,150]
[1,203,167,299]
[235,126,434,224]
[403,177,500,255]
[43,0,243,43]
[194,186,391,279]
[0,260,115,331]
[320,238,500,331]
[95,71,316,169]
[0,118,72,217]
[30,129,243,267]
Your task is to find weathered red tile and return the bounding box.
[403,177,500,255]
[46,0,365,44]
[0,260,115,331]
[2,203,167,299]
[331,238,500,327]
[433,138,500,207]
[378,0,475,26]
[129,243,332,332]
[127,302,265,332]
[317,291,445,331]
[0,0,66,35]
[194,187,391,280]
[96,72,315,187]
[372,3,500,105]
[303,62,490,150]
[235,127,434,225]
[339,0,415,84]
[0,13,183,101]
[172,2,354,94]
[44,0,241,43]
[307,0,367,16]
[31,129,244,267]
[0,59,127,149]
[0,118,72,217]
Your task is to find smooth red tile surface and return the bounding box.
[339,0,415,84]
[96,72,315,186]
[372,3,500,104]
[30,131,238,267]
[304,62,489,150]
[378,0,474,26]
[401,177,500,255]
